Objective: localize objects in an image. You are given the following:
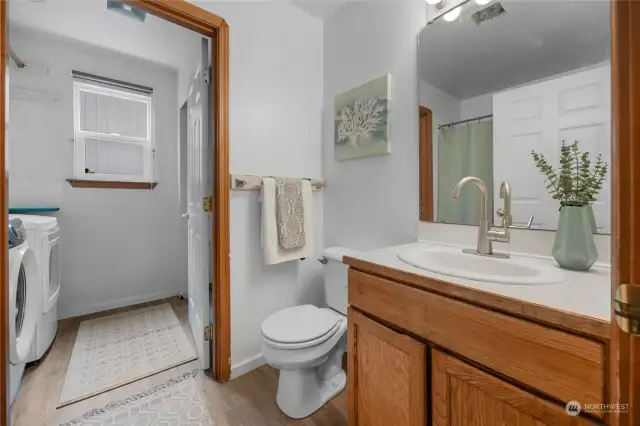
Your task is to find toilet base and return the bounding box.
[276,368,346,419]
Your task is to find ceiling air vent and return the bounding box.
[107,0,147,23]
[471,2,507,25]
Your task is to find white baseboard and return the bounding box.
[231,354,266,380]
[59,289,181,319]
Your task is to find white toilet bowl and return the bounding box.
[261,247,356,418]
[261,304,347,419]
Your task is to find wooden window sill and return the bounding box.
[66,179,158,190]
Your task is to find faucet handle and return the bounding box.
[509,216,534,229]
[496,208,513,227]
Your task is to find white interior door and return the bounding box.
[493,64,611,232]
[186,38,211,370]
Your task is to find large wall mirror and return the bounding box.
[418,0,611,234]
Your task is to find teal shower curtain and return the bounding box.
[437,120,494,226]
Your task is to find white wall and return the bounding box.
[460,92,493,120]
[192,1,324,377]
[419,79,461,124]
[8,27,187,319]
[323,1,427,251]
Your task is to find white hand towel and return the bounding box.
[262,178,313,265]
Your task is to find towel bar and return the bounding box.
[230,174,324,192]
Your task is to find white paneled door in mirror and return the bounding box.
[493,65,611,233]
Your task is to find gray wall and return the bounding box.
[8,27,187,319]
[323,1,428,250]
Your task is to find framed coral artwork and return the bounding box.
[334,74,391,161]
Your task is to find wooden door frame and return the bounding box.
[1,0,8,422]
[0,1,231,420]
[610,1,639,424]
[419,106,434,222]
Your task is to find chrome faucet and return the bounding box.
[489,181,512,242]
[453,177,513,258]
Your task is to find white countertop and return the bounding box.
[351,241,611,322]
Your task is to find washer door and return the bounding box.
[9,244,39,365]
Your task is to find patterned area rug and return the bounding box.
[58,370,214,426]
[59,304,198,407]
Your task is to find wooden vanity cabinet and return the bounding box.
[346,267,608,426]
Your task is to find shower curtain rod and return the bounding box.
[8,44,25,68]
[438,114,493,129]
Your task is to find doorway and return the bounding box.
[0,0,230,423]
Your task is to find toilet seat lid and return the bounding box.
[262,305,339,344]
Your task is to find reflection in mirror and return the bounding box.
[418,0,611,234]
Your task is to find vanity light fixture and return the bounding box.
[443,5,462,21]
[426,0,442,4]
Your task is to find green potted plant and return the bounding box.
[531,141,608,271]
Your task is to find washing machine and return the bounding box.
[9,214,60,362]
[8,218,39,405]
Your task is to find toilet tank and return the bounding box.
[323,247,360,316]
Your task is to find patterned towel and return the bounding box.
[275,177,306,250]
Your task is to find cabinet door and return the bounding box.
[431,349,599,426]
[348,308,426,426]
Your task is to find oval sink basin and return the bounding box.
[397,246,565,285]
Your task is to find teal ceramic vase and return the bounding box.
[552,206,598,271]
[587,205,598,233]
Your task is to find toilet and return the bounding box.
[261,247,356,419]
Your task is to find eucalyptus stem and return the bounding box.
[574,150,580,204]
[531,140,608,208]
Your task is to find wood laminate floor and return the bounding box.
[10,297,348,426]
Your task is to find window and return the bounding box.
[73,80,154,182]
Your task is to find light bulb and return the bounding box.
[443,6,462,21]
[426,0,442,4]
[475,0,491,5]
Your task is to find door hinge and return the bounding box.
[203,196,212,212]
[614,284,640,335]
[204,67,211,84]
[204,324,213,341]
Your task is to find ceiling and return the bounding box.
[290,0,347,20]
[8,0,346,70]
[8,0,202,72]
[418,0,611,100]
